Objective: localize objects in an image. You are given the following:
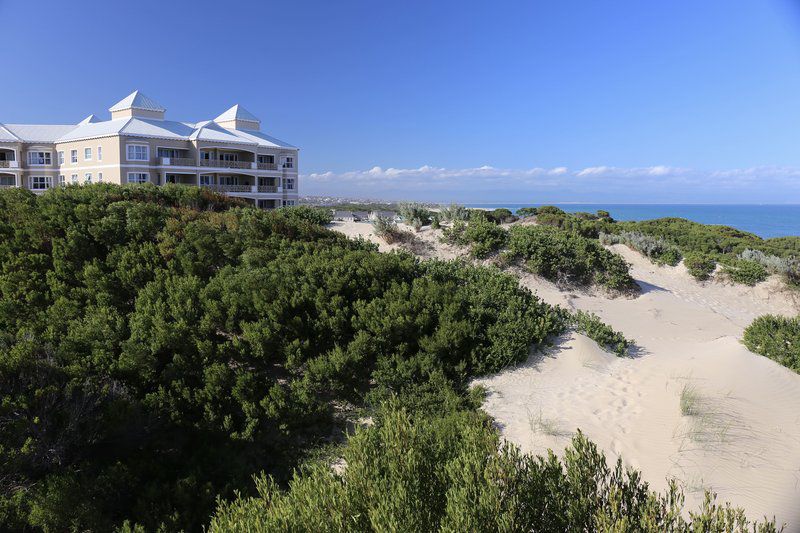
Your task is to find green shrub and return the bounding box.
[570,310,631,356]
[743,314,800,372]
[683,253,716,281]
[515,206,538,217]
[722,259,769,286]
[209,405,777,532]
[508,226,638,293]
[372,216,410,244]
[278,205,332,225]
[438,203,469,223]
[442,217,508,258]
[600,231,682,266]
[398,202,432,227]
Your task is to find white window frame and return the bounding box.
[84,173,92,184]
[84,147,92,161]
[29,176,52,190]
[126,144,149,161]
[71,174,78,184]
[58,151,65,165]
[283,178,295,190]
[127,172,149,184]
[27,151,52,166]
[98,172,103,182]
[59,175,65,186]
[283,156,294,169]
[200,174,214,186]
[71,149,78,163]
[97,146,102,161]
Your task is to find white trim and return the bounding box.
[126,143,149,162]
[84,147,92,161]
[26,150,53,166]
[70,149,78,163]
[126,171,149,184]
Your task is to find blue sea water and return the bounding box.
[464,204,800,239]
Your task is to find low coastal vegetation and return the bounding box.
[0,187,773,531]
[743,314,800,372]
[683,252,717,281]
[442,216,508,258]
[508,225,638,294]
[209,405,777,532]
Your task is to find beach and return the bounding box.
[332,219,800,529]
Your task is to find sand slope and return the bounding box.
[331,221,800,528]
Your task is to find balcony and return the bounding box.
[160,157,197,167]
[199,159,256,170]
[202,184,253,193]
[0,161,19,169]
[257,162,278,170]
[257,185,278,193]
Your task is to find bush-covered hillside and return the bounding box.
[0,185,567,531]
[0,188,772,531]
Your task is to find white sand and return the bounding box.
[331,221,800,528]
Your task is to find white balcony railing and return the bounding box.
[0,161,19,168]
[160,157,196,166]
[199,160,257,170]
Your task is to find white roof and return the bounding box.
[109,90,166,112]
[78,114,101,125]
[215,104,259,123]
[2,124,77,143]
[0,124,21,142]
[2,92,296,149]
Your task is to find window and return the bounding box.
[200,151,213,160]
[127,144,149,161]
[284,200,296,206]
[283,178,295,190]
[84,148,92,161]
[127,172,149,184]
[84,173,92,184]
[98,172,103,182]
[71,174,78,184]
[27,151,52,166]
[58,151,64,165]
[97,146,102,161]
[258,155,275,164]
[283,156,294,169]
[200,175,214,186]
[220,153,239,162]
[219,175,239,186]
[59,175,65,186]
[71,150,78,163]
[30,176,52,190]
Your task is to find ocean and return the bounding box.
[464,204,800,239]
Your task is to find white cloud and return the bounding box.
[301,164,800,203]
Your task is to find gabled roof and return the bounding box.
[3,124,78,143]
[0,124,21,142]
[109,90,166,112]
[228,128,296,149]
[214,104,259,123]
[190,121,256,145]
[78,114,101,125]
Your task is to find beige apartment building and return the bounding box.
[0,91,299,208]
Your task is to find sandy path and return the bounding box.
[331,221,800,528]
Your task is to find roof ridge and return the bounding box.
[0,123,21,141]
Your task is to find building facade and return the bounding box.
[0,91,299,208]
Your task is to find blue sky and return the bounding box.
[2,0,800,202]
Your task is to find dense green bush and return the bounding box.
[372,216,411,244]
[278,205,332,225]
[570,310,631,356]
[441,216,508,258]
[743,315,800,372]
[0,185,567,531]
[683,252,716,281]
[722,259,769,286]
[515,206,538,217]
[508,225,638,293]
[209,405,777,532]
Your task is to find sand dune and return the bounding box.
[331,221,800,529]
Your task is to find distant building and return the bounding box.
[0,91,299,209]
[369,210,398,221]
